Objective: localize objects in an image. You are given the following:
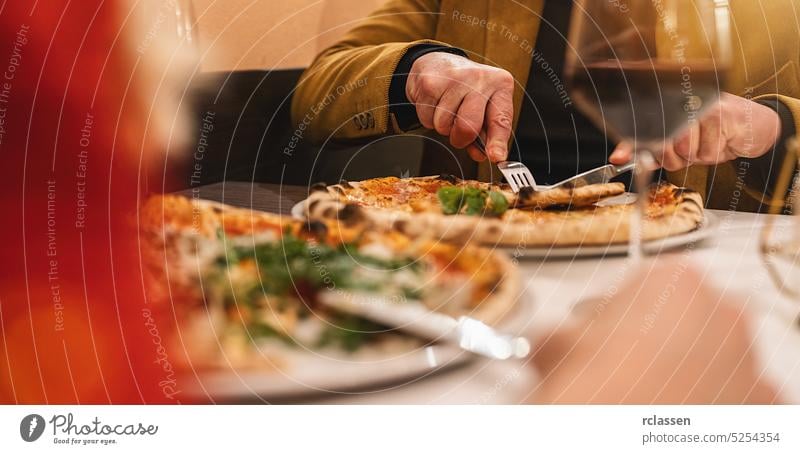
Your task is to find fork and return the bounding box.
[473,137,635,192]
[474,137,537,193]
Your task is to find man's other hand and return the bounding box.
[610,93,781,171]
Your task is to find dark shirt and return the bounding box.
[513,0,611,184]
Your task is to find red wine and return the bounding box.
[569,61,727,146]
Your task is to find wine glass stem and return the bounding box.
[630,150,656,262]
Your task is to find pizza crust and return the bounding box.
[513,182,626,209]
[303,178,704,248]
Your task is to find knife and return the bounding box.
[318,292,530,360]
[535,162,635,191]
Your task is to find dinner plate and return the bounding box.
[498,210,719,260]
[186,293,534,402]
[189,341,468,402]
[291,198,719,260]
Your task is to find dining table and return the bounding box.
[184,181,800,404]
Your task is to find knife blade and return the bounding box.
[317,291,530,360]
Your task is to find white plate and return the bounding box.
[499,210,719,260]
[291,199,306,220]
[186,296,535,402]
[189,342,468,402]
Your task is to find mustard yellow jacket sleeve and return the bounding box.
[291,0,457,144]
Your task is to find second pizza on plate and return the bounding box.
[300,175,705,248]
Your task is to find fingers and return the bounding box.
[655,121,699,172]
[433,86,468,137]
[672,120,701,163]
[609,142,633,164]
[659,142,691,171]
[695,110,727,164]
[451,91,487,149]
[484,84,514,162]
[465,143,487,162]
[414,94,439,130]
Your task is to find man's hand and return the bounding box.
[609,93,782,171]
[406,52,514,162]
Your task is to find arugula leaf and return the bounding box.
[463,188,488,215]
[208,231,423,350]
[248,322,295,346]
[488,190,509,216]
[438,187,494,216]
[437,186,466,215]
[317,315,389,352]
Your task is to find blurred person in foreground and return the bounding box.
[0,0,192,403]
[293,0,800,212]
[531,260,780,404]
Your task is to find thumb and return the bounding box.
[609,142,633,164]
[484,90,513,162]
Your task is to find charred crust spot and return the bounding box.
[339,180,354,189]
[393,219,408,232]
[309,199,320,212]
[322,206,337,219]
[487,225,501,236]
[674,187,698,199]
[333,186,346,196]
[517,186,536,202]
[682,204,702,215]
[337,203,365,226]
[684,197,703,210]
[301,220,328,238]
[310,182,328,193]
[437,174,458,184]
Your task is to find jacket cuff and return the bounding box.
[389,45,468,132]
[736,99,797,193]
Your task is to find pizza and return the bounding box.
[300,175,704,248]
[140,194,519,370]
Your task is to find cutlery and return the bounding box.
[473,137,634,192]
[318,292,531,360]
[474,137,537,193]
[539,162,635,191]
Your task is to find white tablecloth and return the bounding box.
[325,210,800,404]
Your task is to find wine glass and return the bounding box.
[760,137,800,322]
[564,0,732,260]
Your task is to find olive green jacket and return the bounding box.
[292,0,800,211]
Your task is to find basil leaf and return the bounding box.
[488,191,509,216]
[463,188,488,216]
[437,187,466,215]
